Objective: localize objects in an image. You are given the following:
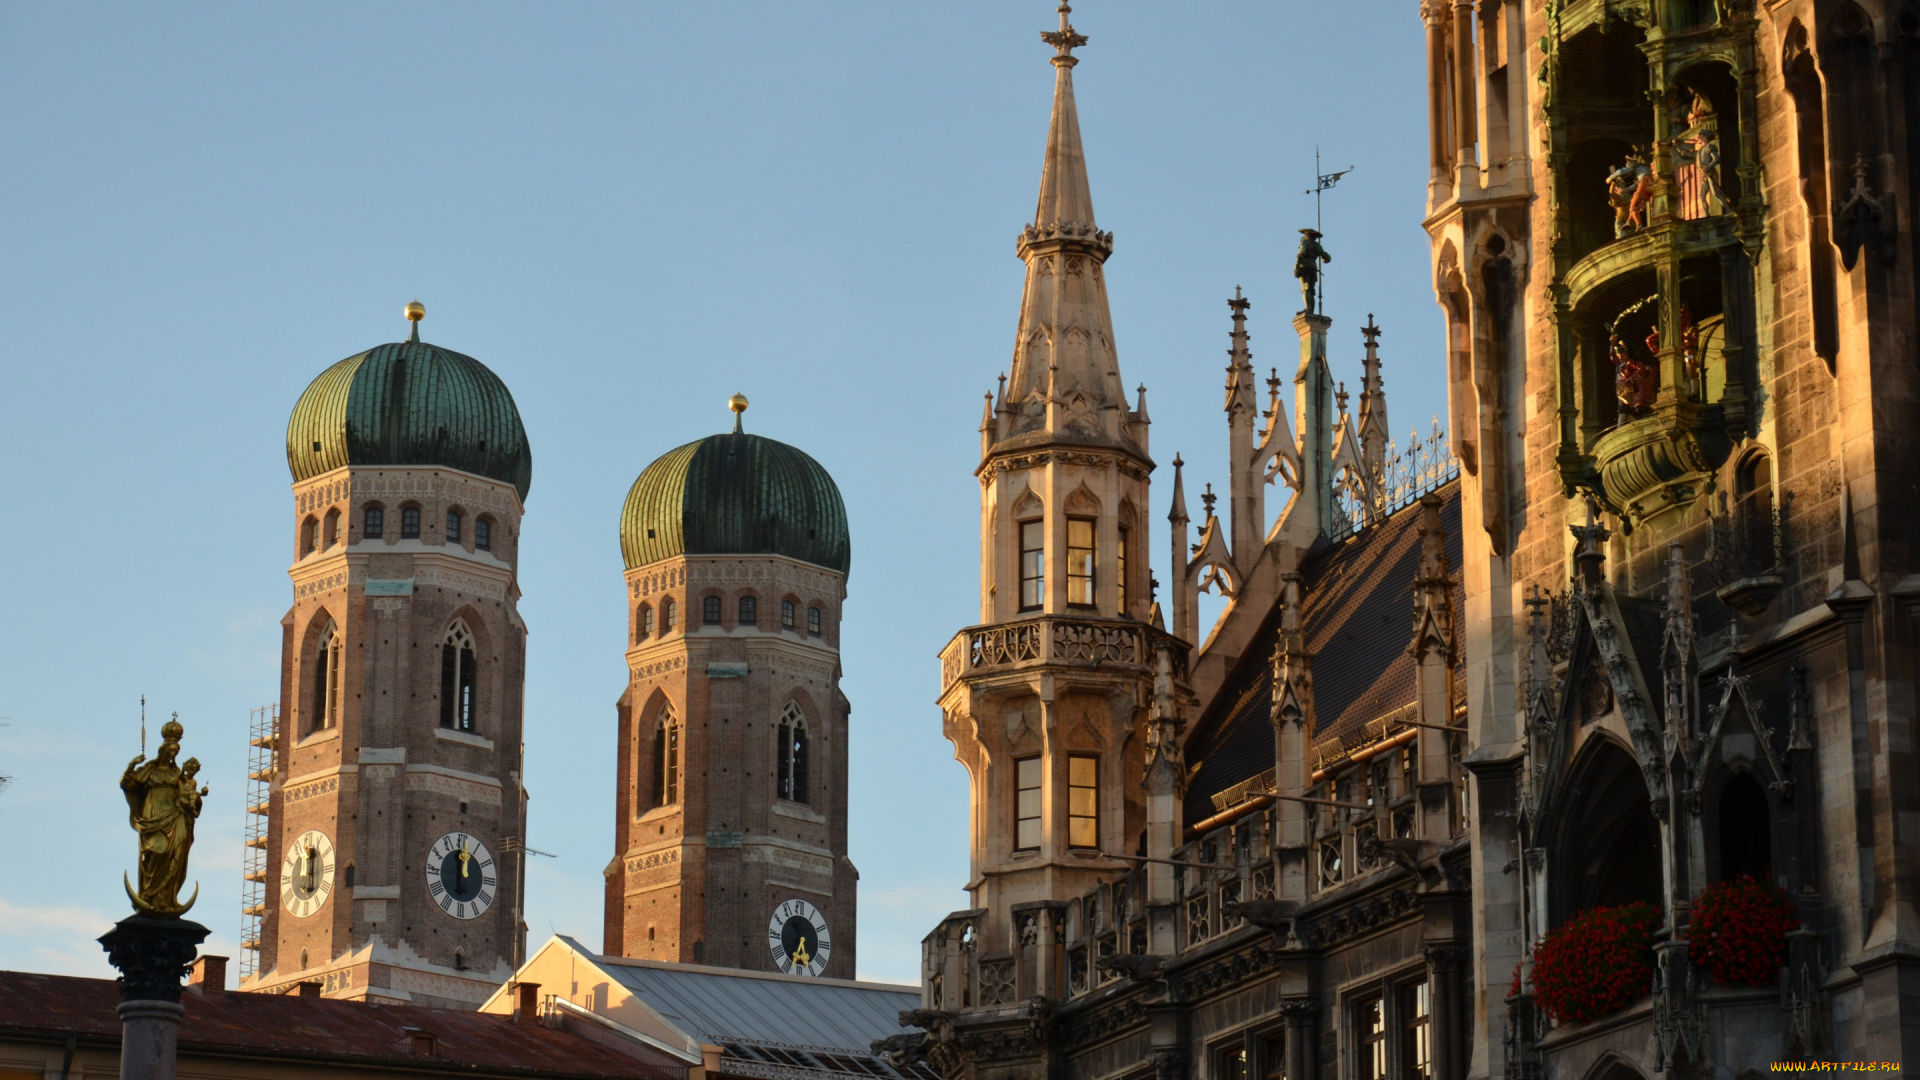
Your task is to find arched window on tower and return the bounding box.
[781,599,796,629]
[637,604,654,641]
[807,606,822,636]
[312,621,342,733]
[401,505,421,539]
[364,505,385,539]
[323,508,340,549]
[1719,772,1773,883]
[302,516,320,556]
[662,597,677,632]
[446,509,463,544]
[652,706,680,807]
[739,596,758,626]
[440,620,478,732]
[777,702,810,804]
[475,516,492,551]
[704,595,723,626]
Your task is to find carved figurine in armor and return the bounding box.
[1673,92,1727,221]
[1607,153,1655,238]
[1293,228,1331,313]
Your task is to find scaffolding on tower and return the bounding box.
[239,703,278,979]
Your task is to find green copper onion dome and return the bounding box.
[286,310,532,499]
[620,399,849,574]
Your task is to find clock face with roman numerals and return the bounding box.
[767,898,830,977]
[424,832,497,921]
[281,830,335,918]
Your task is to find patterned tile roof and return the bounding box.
[1182,482,1463,827]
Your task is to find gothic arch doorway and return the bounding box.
[1554,738,1662,923]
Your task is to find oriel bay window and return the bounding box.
[1069,755,1098,848]
[440,621,477,731]
[1015,757,1043,850]
[1066,518,1095,605]
[1019,520,1045,610]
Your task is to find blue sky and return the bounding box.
[0,2,1442,985]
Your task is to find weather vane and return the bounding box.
[1295,149,1352,315]
[1303,148,1354,234]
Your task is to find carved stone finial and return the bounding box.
[1040,2,1088,65]
[1201,482,1217,519]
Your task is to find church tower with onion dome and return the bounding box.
[243,302,533,1009]
[607,395,858,979]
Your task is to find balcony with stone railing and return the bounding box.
[939,615,1187,692]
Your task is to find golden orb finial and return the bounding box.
[405,300,426,322]
[729,392,749,434]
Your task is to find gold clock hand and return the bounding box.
[459,841,471,880]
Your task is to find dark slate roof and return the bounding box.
[620,431,850,574]
[0,971,680,1079]
[1182,483,1464,827]
[287,339,533,499]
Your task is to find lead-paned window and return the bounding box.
[1015,757,1043,850]
[312,621,341,732]
[401,506,421,539]
[302,517,319,555]
[739,596,758,625]
[440,620,477,732]
[446,510,462,542]
[1019,520,1044,609]
[364,506,385,539]
[1069,755,1098,847]
[777,702,810,804]
[1358,995,1388,1080]
[475,517,491,550]
[1400,981,1432,1080]
[807,606,822,635]
[1067,518,1096,605]
[652,707,679,807]
[662,598,677,631]
[704,595,723,625]
[781,600,796,628]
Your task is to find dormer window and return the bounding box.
[1018,520,1044,610]
[1067,519,1096,606]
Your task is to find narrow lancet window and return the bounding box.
[1019,520,1045,610]
[440,620,477,732]
[777,702,810,804]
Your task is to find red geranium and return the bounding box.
[1688,876,1798,986]
[1530,902,1661,1025]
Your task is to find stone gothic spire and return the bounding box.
[1357,315,1389,479]
[989,2,1141,455]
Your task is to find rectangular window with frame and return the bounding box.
[1216,1046,1248,1080]
[1357,995,1388,1080]
[1019,520,1044,610]
[739,596,758,625]
[1400,981,1432,1080]
[1015,756,1043,850]
[1117,525,1130,613]
[1260,1033,1286,1080]
[1067,518,1096,605]
[401,506,421,539]
[1068,755,1098,848]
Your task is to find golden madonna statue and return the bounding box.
[121,717,207,917]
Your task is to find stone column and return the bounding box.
[1279,997,1318,1080]
[1451,0,1478,191]
[99,915,210,1080]
[1424,943,1469,1080]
